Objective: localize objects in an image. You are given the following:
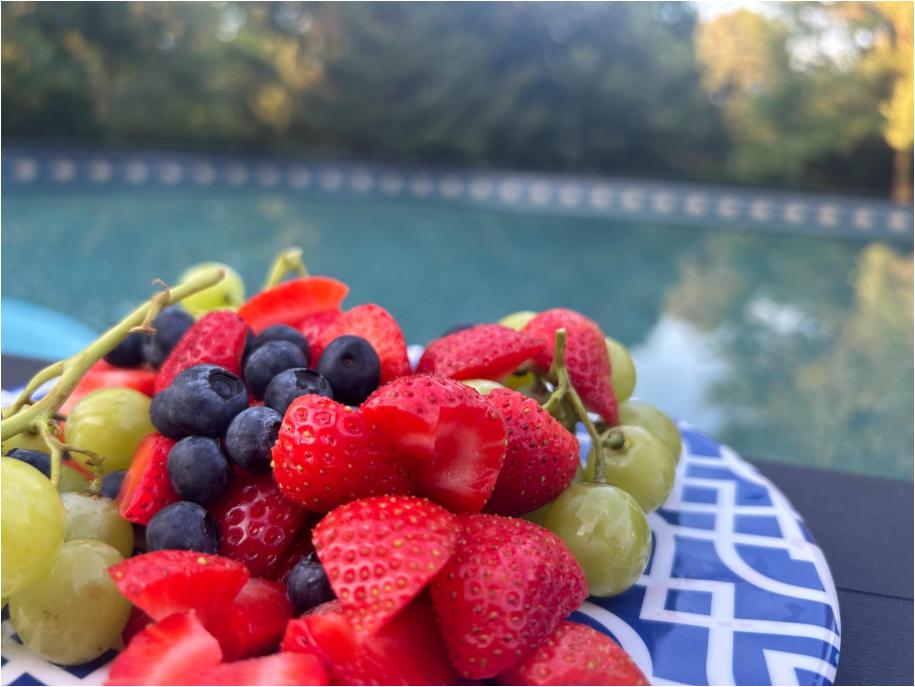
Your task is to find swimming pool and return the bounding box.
[2,150,912,480]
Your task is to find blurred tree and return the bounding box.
[696,2,912,197]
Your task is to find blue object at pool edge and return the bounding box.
[1,299,97,360]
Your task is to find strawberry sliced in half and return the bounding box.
[297,309,342,348]
[282,599,457,686]
[117,433,177,525]
[417,323,543,381]
[62,361,156,414]
[109,550,249,624]
[199,652,329,686]
[206,578,293,661]
[311,304,411,383]
[105,611,222,686]
[313,495,459,633]
[363,375,507,512]
[239,276,349,334]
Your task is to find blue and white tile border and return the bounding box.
[3,147,911,241]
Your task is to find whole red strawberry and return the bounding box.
[416,323,543,381]
[430,514,587,679]
[117,433,177,525]
[362,375,507,513]
[311,303,411,383]
[484,388,580,516]
[272,395,413,512]
[313,495,459,634]
[209,473,309,577]
[523,308,618,424]
[496,621,649,686]
[154,310,248,393]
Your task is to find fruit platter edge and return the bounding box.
[0,390,841,687]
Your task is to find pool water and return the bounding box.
[3,183,912,480]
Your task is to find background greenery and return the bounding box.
[2,1,912,198]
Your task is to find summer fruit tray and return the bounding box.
[0,251,839,686]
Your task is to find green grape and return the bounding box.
[498,310,536,331]
[461,379,504,395]
[65,388,154,475]
[1,422,54,455]
[1,458,65,597]
[179,262,245,317]
[601,425,675,512]
[58,464,90,493]
[605,337,637,403]
[544,482,650,597]
[61,493,134,557]
[9,539,130,665]
[617,400,682,463]
[501,369,538,391]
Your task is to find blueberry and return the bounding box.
[146,501,220,553]
[442,322,476,336]
[6,448,51,477]
[104,331,147,368]
[101,470,127,499]
[166,365,247,437]
[244,341,308,399]
[317,335,381,406]
[286,551,335,614]
[149,390,187,439]
[251,325,310,361]
[167,437,231,505]
[143,308,194,368]
[263,368,333,415]
[225,406,283,473]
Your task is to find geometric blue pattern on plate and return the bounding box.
[0,408,840,685]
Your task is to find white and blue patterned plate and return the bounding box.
[1,406,839,685]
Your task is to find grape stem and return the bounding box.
[1,268,226,486]
[262,247,309,290]
[541,329,606,483]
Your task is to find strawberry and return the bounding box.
[523,308,618,424]
[105,611,222,686]
[430,514,588,679]
[416,323,543,381]
[269,514,321,584]
[484,388,580,516]
[199,652,329,686]
[362,375,507,512]
[206,578,293,661]
[311,304,411,383]
[209,473,308,577]
[313,495,459,634]
[61,361,155,414]
[108,550,249,624]
[154,310,248,393]
[272,395,413,512]
[297,309,342,348]
[496,621,649,686]
[117,433,177,525]
[239,276,349,334]
[282,598,457,686]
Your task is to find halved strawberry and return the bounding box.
[430,515,588,679]
[362,375,507,512]
[496,621,649,686]
[313,495,459,634]
[271,395,413,513]
[206,578,293,661]
[311,304,411,383]
[61,361,156,414]
[239,276,349,334]
[209,473,308,577]
[109,550,249,624]
[523,308,618,424]
[117,433,177,525]
[282,598,457,686]
[297,309,342,349]
[154,310,248,393]
[417,323,543,381]
[199,652,329,686]
[105,611,222,686]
